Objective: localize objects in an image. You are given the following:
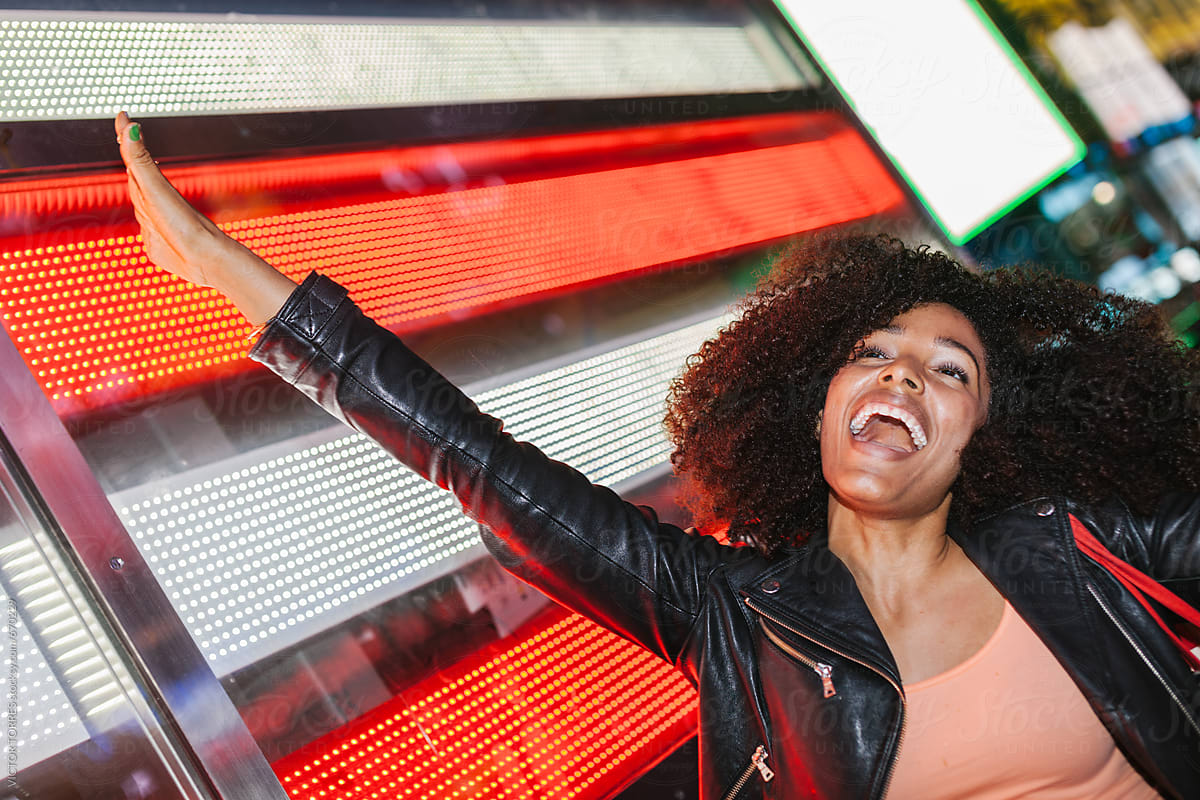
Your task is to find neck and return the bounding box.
[826,493,963,613]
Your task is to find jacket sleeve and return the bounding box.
[248,272,731,665]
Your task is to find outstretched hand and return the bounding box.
[115,112,296,325]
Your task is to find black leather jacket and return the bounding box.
[251,273,1200,800]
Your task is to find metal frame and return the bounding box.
[0,324,289,799]
[0,437,203,791]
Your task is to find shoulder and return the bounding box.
[1065,492,1200,581]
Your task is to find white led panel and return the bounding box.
[774,0,1083,243]
[108,312,731,676]
[1,11,811,121]
[2,540,89,769]
[0,536,128,770]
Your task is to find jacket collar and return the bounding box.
[738,498,1097,685]
[740,530,901,682]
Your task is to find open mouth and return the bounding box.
[849,403,927,453]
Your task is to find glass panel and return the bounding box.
[0,437,211,800]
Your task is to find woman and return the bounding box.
[114,113,1200,799]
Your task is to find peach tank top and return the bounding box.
[886,600,1158,799]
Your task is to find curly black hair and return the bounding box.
[664,233,1200,556]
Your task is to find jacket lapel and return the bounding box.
[740,533,901,682]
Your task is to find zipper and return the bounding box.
[746,597,906,800]
[721,744,774,800]
[760,618,837,697]
[1086,584,1200,737]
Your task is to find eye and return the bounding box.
[935,362,969,384]
[852,344,889,361]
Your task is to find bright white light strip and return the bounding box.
[0,11,809,121]
[109,312,730,676]
[773,0,1082,242]
[0,536,127,770]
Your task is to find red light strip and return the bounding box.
[0,120,902,415]
[0,114,818,219]
[271,608,698,799]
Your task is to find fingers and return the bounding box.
[115,112,191,218]
[115,112,214,233]
[115,111,158,186]
[126,173,144,217]
[115,111,221,285]
[115,111,157,184]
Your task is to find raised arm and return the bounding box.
[115,114,741,666]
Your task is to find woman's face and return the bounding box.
[820,302,990,520]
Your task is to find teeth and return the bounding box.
[849,403,928,450]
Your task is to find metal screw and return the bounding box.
[109,556,125,571]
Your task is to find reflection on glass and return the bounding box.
[0,446,207,800]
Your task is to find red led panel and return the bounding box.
[0,114,825,219]
[0,116,903,415]
[271,608,698,799]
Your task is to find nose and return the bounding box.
[879,357,923,392]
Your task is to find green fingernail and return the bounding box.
[129,123,141,142]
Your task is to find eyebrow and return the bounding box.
[877,325,983,377]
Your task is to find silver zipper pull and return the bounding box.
[752,746,775,783]
[815,663,836,698]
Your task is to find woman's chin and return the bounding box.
[827,482,952,522]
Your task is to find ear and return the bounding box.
[815,410,823,436]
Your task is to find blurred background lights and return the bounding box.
[0,538,127,770]
[1149,264,1183,298]
[1170,246,1200,281]
[1091,180,1117,204]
